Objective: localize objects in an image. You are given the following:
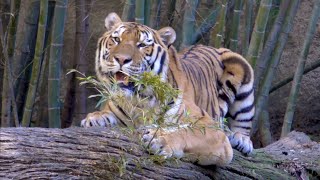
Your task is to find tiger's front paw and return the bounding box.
[81,111,118,127]
[141,128,184,159]
[228,132,253,155]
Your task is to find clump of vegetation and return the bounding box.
[68,69,180,127]
[69,69,224,176]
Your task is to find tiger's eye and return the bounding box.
[138,43,146,48]
[114,37,120,43]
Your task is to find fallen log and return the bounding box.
[0,128,319,179]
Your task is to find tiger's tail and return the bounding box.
[217,49,254,136]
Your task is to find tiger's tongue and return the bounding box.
[115,72,129,85]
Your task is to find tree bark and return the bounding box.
[0,128,319,179]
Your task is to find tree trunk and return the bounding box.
[0,128,319,179]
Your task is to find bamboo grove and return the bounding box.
[0,0,319,147]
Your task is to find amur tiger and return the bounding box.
[81,12,254,166]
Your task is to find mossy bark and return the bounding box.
[1,128,318,179]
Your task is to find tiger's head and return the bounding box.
[96,12,176,94]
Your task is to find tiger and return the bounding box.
[81,12,254,166]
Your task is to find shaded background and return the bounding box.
[0,0,319,143]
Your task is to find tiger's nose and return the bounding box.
[114,54,132,65]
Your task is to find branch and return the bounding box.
[270,59,320,93]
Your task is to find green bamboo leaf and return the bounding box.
[88,94,103,99]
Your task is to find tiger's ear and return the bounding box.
[157,27,176,46]
[105,12,122,31]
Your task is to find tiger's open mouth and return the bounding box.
[114,72,129,85]
[114,71,135,91]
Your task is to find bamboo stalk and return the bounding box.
[251,0,300,136]
[270,59,320,93]
[62,0,90,128]
[246,0,272,67]
[200,0,216,44]
[258,97,272,147]
[192,4,220,45]
[122,0,135,22]
[21,0,48,127]
[135,0,145,24]
[263,1,281,46]
[1,0,21,127]
[241,0,253,55]
[144,0,151,26]
[72,0,90,126]
[281,0,320,138]
[223,0,234,48]
[48,0,68,128]
[228,0,243,52]
[0,16,20,128]
[33,0,55,128]
[212,0,227,48]
[14,0,40,122]
[167,0,176,26]
[180,0,198,49]
[149,0,162,29]
[254,0,290,93]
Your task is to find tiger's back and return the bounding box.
[168,44,254,141]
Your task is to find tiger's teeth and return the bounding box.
[124,76,129,85]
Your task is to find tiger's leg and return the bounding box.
[218,90,253,155]
[81,101,130,127]
[142,114,233,166]
[227,82,254,155]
